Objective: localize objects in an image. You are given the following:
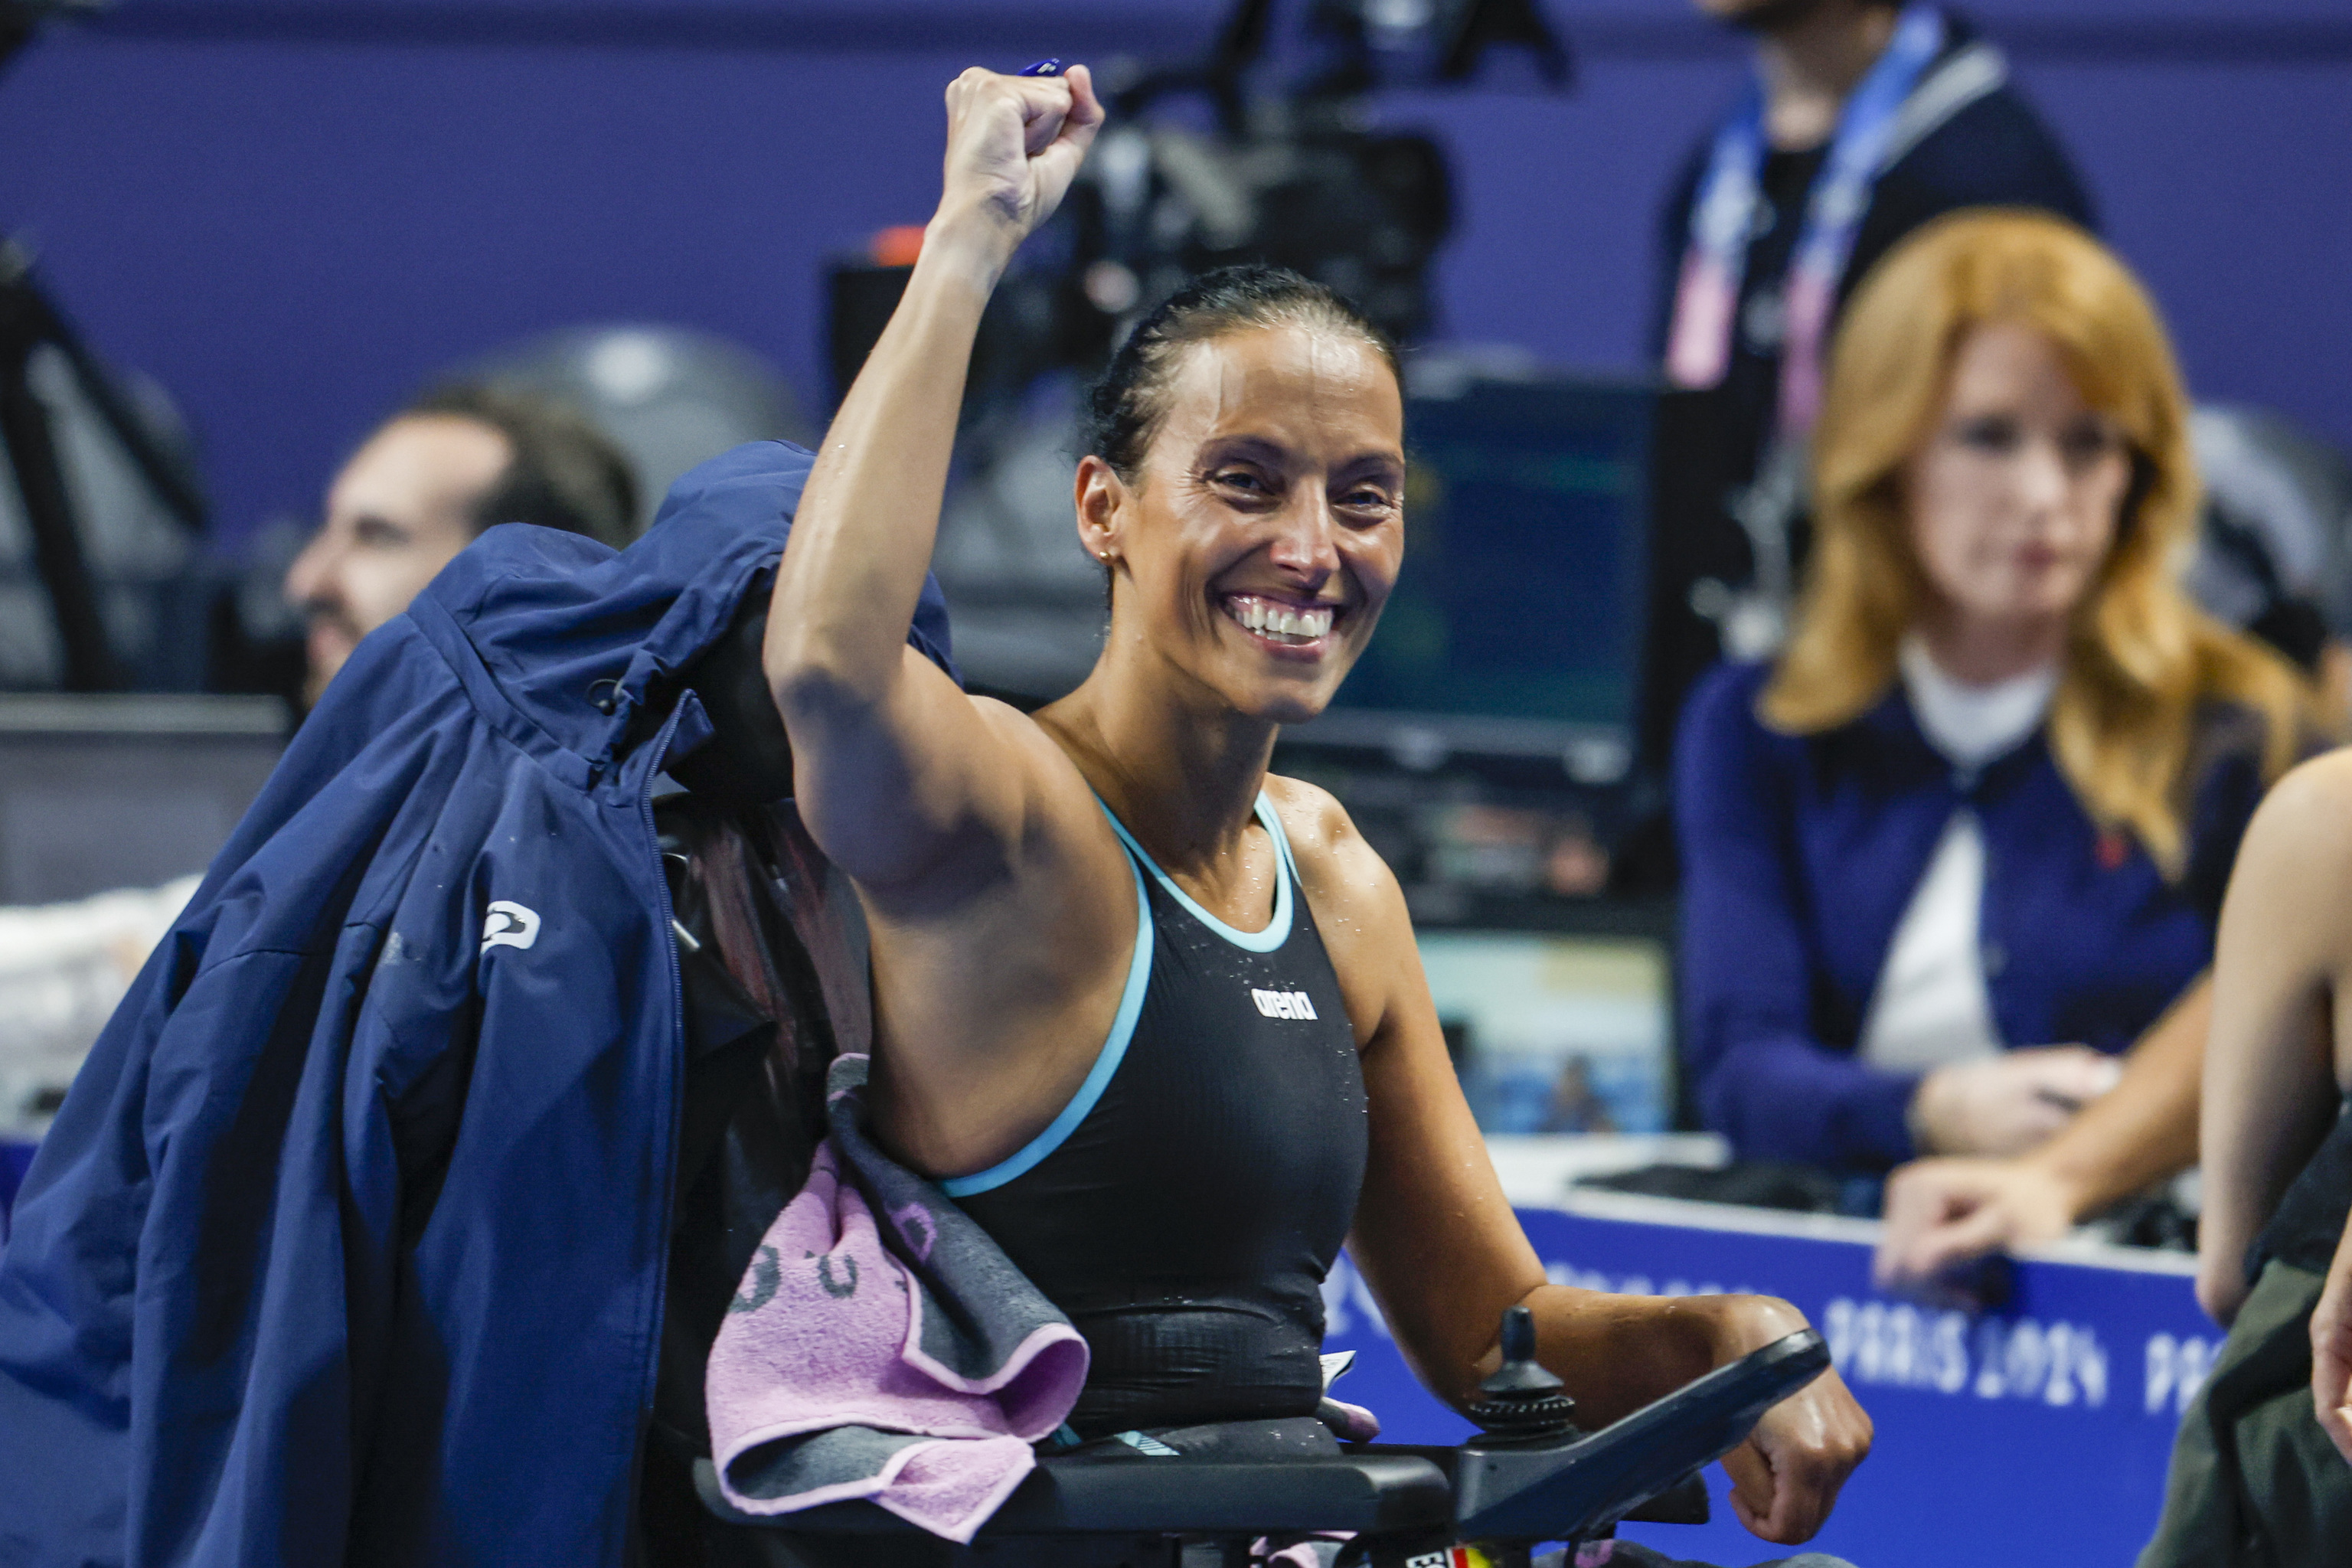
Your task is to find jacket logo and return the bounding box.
[1250,987,1318,1021]
[481,900,542,954]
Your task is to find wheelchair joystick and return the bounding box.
[1467,1305,1579,1442]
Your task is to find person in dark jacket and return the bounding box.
[0,438,955,1567]
[1676,211,2314,1176]
[1642,0,2095,766]
[1873,404,2352,1296]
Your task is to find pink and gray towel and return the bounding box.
[705,1052,1089,1543]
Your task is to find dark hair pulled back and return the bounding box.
[1082,264,1398,484]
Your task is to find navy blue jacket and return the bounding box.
[1640,11,2097,765]
[1674,661,2272,1173]
[0,442,952,1568]
[1648,9,2096,390]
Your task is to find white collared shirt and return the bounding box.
[1859,639,2057,1073]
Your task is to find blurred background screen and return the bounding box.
[1323,375,1651,779]
[1421,928,1671,1136]
[0,695,281,906]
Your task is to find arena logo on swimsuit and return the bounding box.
[1250,987,1318,1020]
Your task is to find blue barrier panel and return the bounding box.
[1321,1190,2214,1568]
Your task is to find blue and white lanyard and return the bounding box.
[1664,2,1945,436]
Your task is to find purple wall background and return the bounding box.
[2,0,2347,547]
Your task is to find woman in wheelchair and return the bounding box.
[760,64,1869,1550]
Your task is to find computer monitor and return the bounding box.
[1298,374,1655,782]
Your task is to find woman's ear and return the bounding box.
[1074,453,1125,567]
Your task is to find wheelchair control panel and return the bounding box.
[694,1305,1832,1567]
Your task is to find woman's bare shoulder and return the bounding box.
[1263,774,1402,910]
[2223,747,2352,967]
[2244,746,2352,869]
[1264,775,1423,1047]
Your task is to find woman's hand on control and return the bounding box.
[1705,1295,1873,1544]
[934,65,1104,261]
[1910,1046,2122,1158]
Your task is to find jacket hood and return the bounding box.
[407,439,956,785]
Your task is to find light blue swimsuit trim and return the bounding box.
[1100,791,1295,953]
[936,792,1298,1197]
[939,804,1155,1198]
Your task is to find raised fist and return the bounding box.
[936,65,1105,250]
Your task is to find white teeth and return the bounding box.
[1226,596,1334,642]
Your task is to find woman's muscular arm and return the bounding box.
[1276,779,1872,1547]
[2197,752,2352,1326]
[766,67,1102,893]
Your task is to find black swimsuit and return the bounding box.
[949,794,1369,1436]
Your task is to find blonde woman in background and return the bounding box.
[1674,211,2319,1214]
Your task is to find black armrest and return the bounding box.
[694,1451,1452,1538]
[691,1332,1824,1548]
[1452,1328,1830,1542]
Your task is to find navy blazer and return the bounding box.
[1674,660,2272,1173]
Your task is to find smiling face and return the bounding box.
[1076,323,1405,725]
[1901,320,2134,652]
